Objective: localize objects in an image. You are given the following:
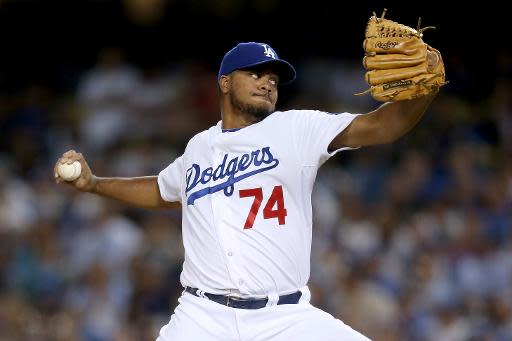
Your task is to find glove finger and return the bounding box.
[364,37,425,55]
[364,50,426,70]
[426,46,444,71]
[365,63,429,85]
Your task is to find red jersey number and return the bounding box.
[239,185,287,229]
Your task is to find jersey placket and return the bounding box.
[210,138,245,293]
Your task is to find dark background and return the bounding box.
[0,0,508,101]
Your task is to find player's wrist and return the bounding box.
[87,175,100,193]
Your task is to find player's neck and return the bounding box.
[221,110,262,130]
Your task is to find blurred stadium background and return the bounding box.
[1,1,510,340]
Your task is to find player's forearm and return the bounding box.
[371,92,437,143]
[91,176,180,209]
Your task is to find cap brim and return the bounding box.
[240,59,296,85]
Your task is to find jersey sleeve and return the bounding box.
[157,155,184,202]
[290,110,360,166]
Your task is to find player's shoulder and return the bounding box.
[186,129,208,145]
[269,109,315,119]
[274,109,332,116]
[270,109,333,121]
[185,121,220,148]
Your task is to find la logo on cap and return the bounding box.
[261,44,276,59]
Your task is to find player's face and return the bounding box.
[229,68,279,119]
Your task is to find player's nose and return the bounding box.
[257,77,274,92]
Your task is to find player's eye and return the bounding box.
[269,78,277,86]
[250,73,259,79]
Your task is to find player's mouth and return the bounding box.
[253,93,272,103]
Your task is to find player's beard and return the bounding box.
[230,92,273,120]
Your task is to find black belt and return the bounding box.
[185,287,302,309]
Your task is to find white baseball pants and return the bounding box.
[156,287,371,341]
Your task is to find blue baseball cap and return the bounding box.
[218,42,296,85]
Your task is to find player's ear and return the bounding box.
[219,75,230,94]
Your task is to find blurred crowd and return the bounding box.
[1,44,511,341]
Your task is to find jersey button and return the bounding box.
[227,251,233,257]
[238,279,244,285]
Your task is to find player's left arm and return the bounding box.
[329,91,437,150]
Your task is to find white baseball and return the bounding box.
[57,161,82,181]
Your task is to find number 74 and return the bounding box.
[239,185,287,229]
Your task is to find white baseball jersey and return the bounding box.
[158,109,358,298]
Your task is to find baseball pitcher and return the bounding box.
[55,11,445,341]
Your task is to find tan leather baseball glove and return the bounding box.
[356,9,447,101]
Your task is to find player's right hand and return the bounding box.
[54,150,97,192]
